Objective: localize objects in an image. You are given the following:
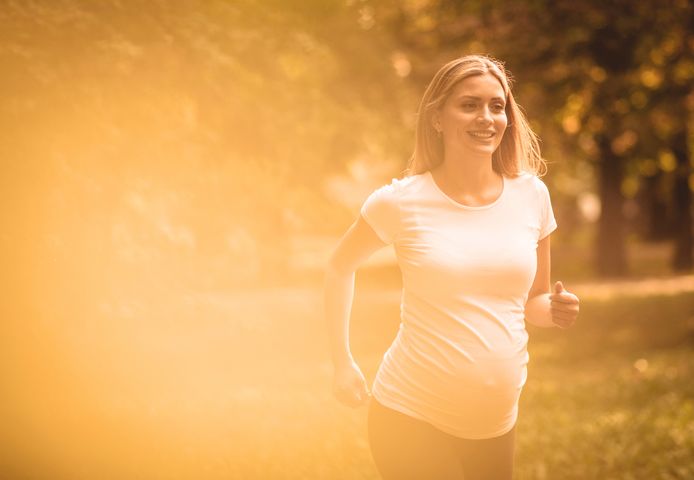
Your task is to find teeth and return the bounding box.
[469,131,494,138]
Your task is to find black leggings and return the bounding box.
[367,398,516,480]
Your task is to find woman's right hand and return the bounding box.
[332,358,371,408]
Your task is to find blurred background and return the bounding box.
[1,1,692,479]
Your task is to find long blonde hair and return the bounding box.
[404,54,545,178]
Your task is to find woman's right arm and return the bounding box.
[325,214,387,407]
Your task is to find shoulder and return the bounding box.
[382,173,422,192]
[360,174,423,244]
[508,171,550,195]
[366,173,423,201]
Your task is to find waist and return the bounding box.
[382,330,529,389]
[399,295,527,354]
[399,321,528,362]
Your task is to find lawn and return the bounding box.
[1,274,693,479]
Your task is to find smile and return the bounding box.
[468,131,495,138]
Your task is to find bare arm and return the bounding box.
[325,214,387,366]
[525,234,580,328]
[325,215,388,407]
[525,234,556,327]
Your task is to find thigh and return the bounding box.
[367,398,464,480]
[456,425,516,480]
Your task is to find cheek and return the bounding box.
[496,117,508,135]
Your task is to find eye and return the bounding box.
[461,102,477,110]
[491,103,506,113]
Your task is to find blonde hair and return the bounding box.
[404,54,545,178]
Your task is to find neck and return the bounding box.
[436,153,498,192]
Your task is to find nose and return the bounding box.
[477,106,493,124]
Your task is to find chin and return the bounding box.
[470,146,497,155]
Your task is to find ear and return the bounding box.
[430,111,441,131]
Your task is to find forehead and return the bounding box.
[448,73,506,100]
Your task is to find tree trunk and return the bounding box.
[595,130,628,277]
[641,172,673,241]
[671,124,693,271]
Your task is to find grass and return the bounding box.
[516,293,694,480]
[1,276,693,479]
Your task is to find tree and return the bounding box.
[0,0,409,287]
[369,0,693,276]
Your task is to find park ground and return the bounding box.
[1,250,693,479]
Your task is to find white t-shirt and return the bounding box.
[360,169,557,439]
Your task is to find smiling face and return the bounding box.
[434,73,508,160]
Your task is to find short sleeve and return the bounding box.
[359,179,401,245]
[535,177,558,240]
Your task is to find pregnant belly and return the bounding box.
[455,351,528,390]
[379,341,529,413]
[374,338,530,438]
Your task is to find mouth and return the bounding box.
[468,131,495,139]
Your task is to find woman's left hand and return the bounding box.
[550,281,579,329]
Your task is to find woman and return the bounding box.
[325,55,580,479]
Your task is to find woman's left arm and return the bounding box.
[524,234,580,329]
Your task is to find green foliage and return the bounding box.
[0,0,412,286]
[1,0,691,286]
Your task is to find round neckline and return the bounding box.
[426,170,505,210]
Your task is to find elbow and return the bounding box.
[524,292,555,328]
[526,288,549,301]
[525,316,555,329]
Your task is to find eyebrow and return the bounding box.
[457,95,506,102]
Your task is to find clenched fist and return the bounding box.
[550,280,580,329]
[333,359,371,408]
